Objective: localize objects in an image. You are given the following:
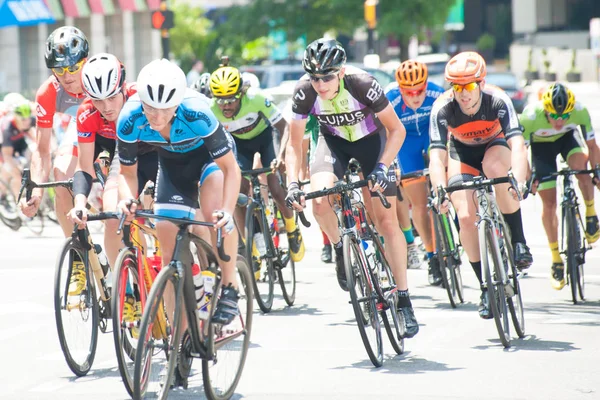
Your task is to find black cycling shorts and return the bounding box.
[447,135,509,187]
[531,133,585,191]
[310,129,397,197]
[234,126,277,172]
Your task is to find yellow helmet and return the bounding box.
[210,66,242,97]
[542,83,575,115]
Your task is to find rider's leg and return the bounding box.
[101,156,122,269]
[568,150,599,242]
[404,179,434,255]
[310,171,340,243]
[299,135,310,182]
[53,128,79,237]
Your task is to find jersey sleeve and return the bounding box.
[76,100,97,144]
[116,97,144,165]
[348,73,389,113]
[572,102,594,141]
[291,78,315,120]
[35,77,59,129]
[429,96,451,150]
[491,89,522,140]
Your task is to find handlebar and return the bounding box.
[241,167,274,176]
[400,169,429,181]
[439,172,521,201]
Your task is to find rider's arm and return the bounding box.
[72,141,96,209]
[274,118,289,161]
[0,145,16,170]
[428,96,450,191]
[494,89,528,183]
[376,104,406,167]
[577,106,600,168]
[285,118,308,184]
[507,135,529,184]
[31,79,59,197]
[116,139,139,201]
[429,148,448,191]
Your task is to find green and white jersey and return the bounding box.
[520,101,594,145]
[211,91,283,140]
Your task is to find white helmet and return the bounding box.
[81,53,125,100]
[137,59,187,109]
[241,72,260,89]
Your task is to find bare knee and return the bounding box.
[376,214,400,237]
[312,197,330,219]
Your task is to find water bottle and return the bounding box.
[197,270,215,320]
[362,239,375,265]
[254,232,266,256]
[266,208,275,230]
[192,264,209,320]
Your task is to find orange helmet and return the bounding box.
[444,51,486,84]
[395,60,428,89]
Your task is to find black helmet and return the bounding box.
[191,72,212,98]
[302,38,347,75]
[45,26,89,69]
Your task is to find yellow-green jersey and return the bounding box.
[520,101,595,145]
[210,91,283,140]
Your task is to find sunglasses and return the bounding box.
[52,59,86,76]
[451,82,479,92]
[309,73,338,83]
[215,93,242,105]
[401,87,425,96]
[548,112,571,121]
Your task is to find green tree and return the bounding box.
[169,0,215,73]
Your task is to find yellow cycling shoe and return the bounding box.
[585,216,600,244]
[287,228,305,262]
[551,263,566,291]
[68,261,86,296]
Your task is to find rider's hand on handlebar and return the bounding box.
[213,210,235,235]
[434,193,450,214]
[117,198,138,225]
[368,163,390,194]
[18,195,41,218]
[285,182,305,211]
[271,157,285,173]
[67,205,88,228]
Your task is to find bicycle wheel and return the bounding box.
[565,207,579,304]
[344,235,383,367]
[133,265,183,400]
[435,214,462,308]
[245,202,274,313]
[574,210,586,302]
[0,179,22,231]
[504,239,525,338]
[111,248,141,397]
[54,238,99,376]
[21,211,45,236]
[480,222,510,348]
[202,255,254,400]
[276,226,296,306]
[372,234,404,355]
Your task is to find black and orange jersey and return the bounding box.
[429,85,522,150]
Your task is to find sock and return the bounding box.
[322,229,331,246]
[397,290,412,308]
[585,199,596,218]
[502,209,526,245]
[334,241,343,249]
[284,215,297,233]
[549,241,562,264]
[425,242,434,254]
[402,226,414,245]
[470,261,483,284]
[427,251,434,260]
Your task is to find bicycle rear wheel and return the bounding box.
[480,222,510,348]
[504,239,525,338]
[133,265,183,400]
[344,235,383,367]
[276,226,296,306]
[21,212,45,235]
[202,255,254,400]
[245,202,274,313]
[565,207,580,304]
[435,214,463,308]
[54,238,99,376]
[111,248,142,397]
[574,210,586,302]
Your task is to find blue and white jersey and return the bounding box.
[116,88,232,165]
[385,81,444,137]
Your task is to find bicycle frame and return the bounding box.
[559,174,587,263]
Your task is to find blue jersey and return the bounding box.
[117,89,233,166]
[385,81,444,137]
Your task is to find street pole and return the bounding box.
[364,0,377,55]
[160,0,170,59]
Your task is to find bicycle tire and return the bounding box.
[565,207,579,304]
[369,232,404,355]
[54,238,99,376]
[276,229,296,306]
[344,235,383,367]
[480,221,510,348]
[435,214,461,308]
[133,265,183,400]
[202,255,254,400]
[574,210,586,301]
[111,248,140,397]
[22,212,45,236]
[245,202,274,313]
[0,179,22,231]
[504,239,525,338]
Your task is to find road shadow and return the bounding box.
[472,334,579,352]
[332,352,463,375]
[253,302,330,317]
[64,365,122,383]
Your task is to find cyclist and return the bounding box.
[116,59,241,328]
[209,62,305,262]
[285,38,419,338]
[190,72,212,98]
[520,83,600,290]
[429,51,533,320]
[66,53,158,300]
[385,59,445,283]
[19,26,89,236]
[1,100,35,196]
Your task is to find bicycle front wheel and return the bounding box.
[0,179,22,231]
[504,239,525,338]
[480,222,510,348]
[344,235,383,367]
[435,214,463,308]
[133,265,183,400]
[565,207,580,304]
[202,255,254,400]
[276,227,296,306]
[245,202,274,313]
[54,238,99,376]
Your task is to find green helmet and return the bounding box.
[14,101,32,118]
